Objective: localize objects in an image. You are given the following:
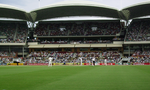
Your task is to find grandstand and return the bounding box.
[1,1,150,90]
[0,1,150,66]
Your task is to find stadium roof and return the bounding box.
[0,4,31,21]
[121,1,150,20]
[30,1,121,22]
[1,1,150,22]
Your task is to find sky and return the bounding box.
[0,0,150,20]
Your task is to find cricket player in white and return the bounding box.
[92,57,95,66]
[104,59,107,66]
[79,57,82,66]
[48,56,53,67]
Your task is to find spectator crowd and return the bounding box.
[126,21,150,41]
[0,23,28,43]
[34,22,121,36]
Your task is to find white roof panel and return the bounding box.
[30,0,120,22]
[0,4,31,21]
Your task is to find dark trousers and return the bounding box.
[93,61,95,66]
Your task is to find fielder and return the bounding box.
[104,58,107,66]
[48,56,53,67]
[79,57,82,66]
[92,57,95,66]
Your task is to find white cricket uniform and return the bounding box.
[92,58,95,61]
[48,57,53,67]
[104,59,107,66]
[92,57,95,66]
[80,57,82,66]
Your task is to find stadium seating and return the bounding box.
[86,22,121,36]
[125,20,150,41]
[15,24,28,43]
[84,40,112,44]
[1,19,150,65]
[131,50,150,63]
[0,51,17,57]
[40,40,68,44]
[69,23,84,36]
[49,23,72,36]
[0,51,17,65]
[0,23,16,43]
[137,21,150,41]
[34,24,49,36]
[105,22,121,35]
[86,22,107,35]
[0,23,28,43]
[34,22,122,36]
[132,50,150,57]
[102,51,121,63]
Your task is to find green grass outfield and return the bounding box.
[0,65,150,90]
